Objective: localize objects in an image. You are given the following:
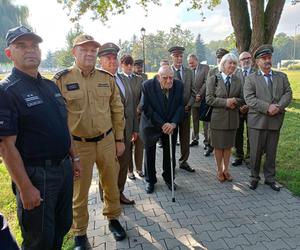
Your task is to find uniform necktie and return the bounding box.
[264,74,273,99]
[243,69,248,77]
[225,76,231,94]
[176,69,182,81]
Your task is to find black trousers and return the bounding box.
[234,115,250,159]
[0,213,19,250]
[144,129,178,185]
[16,158,73,250]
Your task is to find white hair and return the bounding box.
[218,53,238,72]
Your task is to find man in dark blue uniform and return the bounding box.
[0,26,80,250]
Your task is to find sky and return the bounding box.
[14,0,300,57]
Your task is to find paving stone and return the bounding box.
[224,235,250,248]
[86,133,300,249]
[262,238,291,250]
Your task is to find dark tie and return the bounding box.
[176,69,182,81]
[162,89,168,110]
[225,76,231,94]
[264,74,273,99]
[243,69,248,77]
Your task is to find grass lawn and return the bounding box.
[0,70,299,248]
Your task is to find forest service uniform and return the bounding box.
[54,65,125,236]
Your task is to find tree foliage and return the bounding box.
[0,0,29,63]
[58,0,296,56]
[195,34,206,62]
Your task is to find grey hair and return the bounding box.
[187,54,198,61]
[218,53,238,72]
[158,65,174,76]
[160,59,170,67]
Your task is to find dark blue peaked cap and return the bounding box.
[6,25,42,47]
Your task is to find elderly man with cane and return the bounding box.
[139,66,184,194]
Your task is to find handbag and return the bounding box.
[199,96,212,121]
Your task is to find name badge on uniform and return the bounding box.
[98,83,109,87]
[22,92,43,107]
[66,83,80,91]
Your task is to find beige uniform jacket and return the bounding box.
[206,73,244,130]
[54,65,125,140]
[244,70,292,130]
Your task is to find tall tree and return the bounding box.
[58,0,296,55]
[0,0,29,63]
[195,34,206,62]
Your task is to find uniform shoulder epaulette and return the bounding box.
[0,74,21,91]
[96,68,114,77]
[53,69,71,81]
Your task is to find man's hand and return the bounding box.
[184,105,191,112]
[162,123,176,135]
[239,105,249,114]
[195,94,201,102]
[20,184,42,210]
[131,132,138,142]
[116,142,125,157]
[267,104,280,116]
[72,161,81,180]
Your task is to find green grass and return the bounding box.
[0,70,299,248]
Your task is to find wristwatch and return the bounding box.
[72,156,80,162]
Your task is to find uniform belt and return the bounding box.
[23,155,69,167]
[72,128,112,142]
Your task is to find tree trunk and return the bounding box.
[264,0,286,44]
[249,0,265,55]
[228,0,252,53]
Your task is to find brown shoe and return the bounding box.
[120,193,135,205]
[128,172,136,180]
[217,172,225,182]
[224,172,233,182]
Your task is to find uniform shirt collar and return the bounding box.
[12,67,42,83]
[73,63,96,77]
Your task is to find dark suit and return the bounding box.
[127,73,144,173]
[116,73,138,191]
[191,63,210,143]
[234,67,255,160]
[172,65,195,164]
[140,77,184,184]
[244,70,292,182]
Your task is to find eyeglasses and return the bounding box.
[161,76,173,80]
[240,57,251,61]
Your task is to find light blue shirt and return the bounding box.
[261,70,273,86]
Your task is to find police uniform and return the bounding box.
[54,63,125,236]
[0,67,73,249]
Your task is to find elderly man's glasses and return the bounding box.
[240,57,251,61]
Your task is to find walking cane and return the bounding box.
[169,133,175,202]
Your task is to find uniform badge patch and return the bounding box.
[66,83,80,91]
[22,92,43,107]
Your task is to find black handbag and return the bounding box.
[199,97,212,122]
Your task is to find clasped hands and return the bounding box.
[226,98,238,110]
[162,123,176,135]
[267,104,280,116]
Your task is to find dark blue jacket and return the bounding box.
[139,76,184,146]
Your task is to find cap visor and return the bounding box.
[74,40,101,48]
[10,33,43,45]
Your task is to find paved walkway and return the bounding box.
[86,136,300,250]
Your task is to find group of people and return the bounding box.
[0,25,292,250]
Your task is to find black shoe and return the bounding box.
[189,140,199,147]
[145,183,154,194]
[232,158,243,166]
[165,181,177,191]
[265,181,280,191]
[108,219,127,241]
[204,145,208,150]
[249,180,258,190]
[179,162,195,172]
[176,141,180,146]
[74,234,88,250]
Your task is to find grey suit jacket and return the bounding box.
[235,67,256,87]
[129,73,143,112]
[192,63,210,107]
[207,66,220,78]
[172,65,196,107]
[117,73,139,141]
[244,70,292,130]
[206,73,244,130]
